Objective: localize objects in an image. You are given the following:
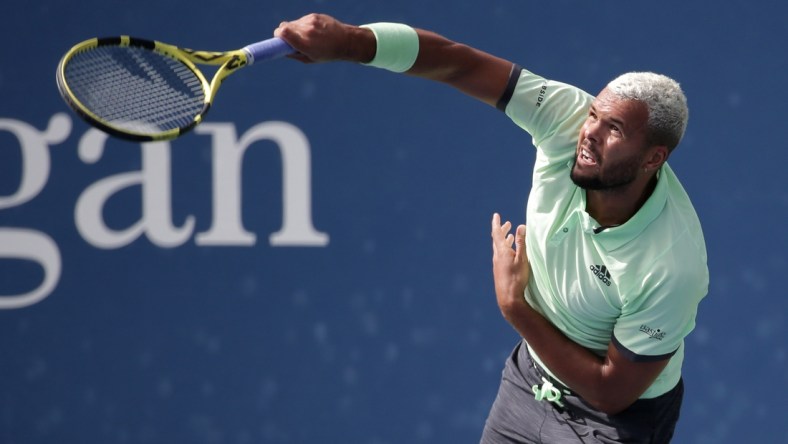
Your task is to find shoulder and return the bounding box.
[616,167,709,303]
[502,68,594,146]
[654,165,709,271]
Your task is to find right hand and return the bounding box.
[274,13,375,64]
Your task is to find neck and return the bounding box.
[586,175,657,228]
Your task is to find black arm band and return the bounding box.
[495,63,523,112]
[612,334,678,363]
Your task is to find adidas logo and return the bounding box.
[590,264,612,287]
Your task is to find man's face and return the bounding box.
[571,88,651,191]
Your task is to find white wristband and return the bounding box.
[360,23,419,73]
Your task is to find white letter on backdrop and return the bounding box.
[195,121,328,247]
[0,114,70,308]
[75,129,195,249]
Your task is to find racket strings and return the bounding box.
[64,46,206,134]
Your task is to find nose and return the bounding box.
[583,118,602,143]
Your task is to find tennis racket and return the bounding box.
[56,36,294,141]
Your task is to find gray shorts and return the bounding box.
[480,341,683,444]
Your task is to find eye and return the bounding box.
[610,124,621,133]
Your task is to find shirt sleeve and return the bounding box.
[500,67,595,161]
[612,248,708,362]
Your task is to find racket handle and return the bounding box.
[243,38,295,64]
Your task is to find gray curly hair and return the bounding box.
[606,72,688,152]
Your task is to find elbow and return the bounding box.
[582,379,639,415]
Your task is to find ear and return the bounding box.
[644,145,669,170]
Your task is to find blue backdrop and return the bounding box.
[1,1,786,443]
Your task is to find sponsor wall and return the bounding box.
[2,0,786,442]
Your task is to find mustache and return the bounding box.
[579,138,594,150]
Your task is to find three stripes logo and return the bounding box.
[590,264,612,287]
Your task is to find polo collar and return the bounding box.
[579,165,669,251]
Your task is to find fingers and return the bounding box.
[515,224,526,246]
[273,26,302,61]
[274,21,292,40]
[274,13,345,63]
[490,213,526,248]
[491,212,501,233]
[491,213,507,247]
[491,213,504,255]
[491,213,521,256]
[490,213,511,238]
[514,224,527,262]
[274,18,315,62]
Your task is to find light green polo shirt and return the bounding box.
[503,68,709,398]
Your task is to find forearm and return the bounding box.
[406,30,513,107]
[500,296,665,415]
[350,26,513,106]
[275,15,512,107]
[491,219,669,415]
[501,301,613,409]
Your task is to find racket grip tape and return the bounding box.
[243,38,295,64]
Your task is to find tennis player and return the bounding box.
[275,13,709,443]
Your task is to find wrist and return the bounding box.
[496,286,529,317]
[347,25,377,64]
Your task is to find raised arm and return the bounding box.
[274,13,514,107]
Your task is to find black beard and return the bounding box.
[569,157,639,191]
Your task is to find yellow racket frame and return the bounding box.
[56,36,252,141]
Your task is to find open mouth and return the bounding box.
[578,148,597,166]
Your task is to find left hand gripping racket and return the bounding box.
[56,36,294,141]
